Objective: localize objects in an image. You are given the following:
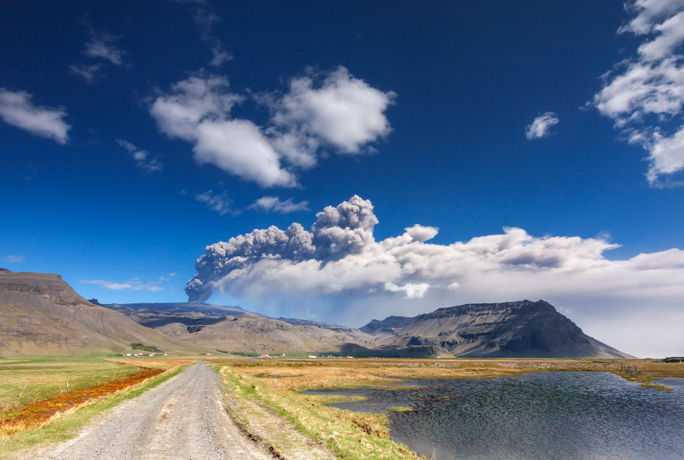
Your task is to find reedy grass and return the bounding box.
[639,383,674,391]
[219,366,422,460]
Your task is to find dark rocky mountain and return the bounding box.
[0,270,199,356]
[361,300,631,358]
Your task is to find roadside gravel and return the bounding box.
[39,361,274,460]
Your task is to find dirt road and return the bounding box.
[40,362,273,460]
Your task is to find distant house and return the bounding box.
[308,355,317,359]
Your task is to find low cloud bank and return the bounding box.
[187,195,684,356]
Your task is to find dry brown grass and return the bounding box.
[216,360,527,392]
[218,365,421,460]
[210,357,684,391]
[107,357,196,369]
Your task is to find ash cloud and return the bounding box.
[186,195,684,356]
[186,195,375,301]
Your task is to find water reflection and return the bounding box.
[306,372,684,460]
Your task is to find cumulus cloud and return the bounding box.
[195,190,234,215]
[249,196,310,213]
[82,278,163,292]
[270,67,395,154]
[592,0,684,185]
[525,112,559,139]
[150,75,294,187]
[150,68,393,187]
[117,139,162,172]
[186,195,684,356]
[0,89,70,143]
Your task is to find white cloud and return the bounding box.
[71,33,125,83]
[82,278,163,292]
[619,0,684,35]
[638,11,684,61]
[195,119,295,186]
[150,68,393,187]
[84,35,125,66]
[210,45,232,67]
[69,63,103,84]
[270,67,395,154]
[592,0,684,185]
[384,282,431,299]
[150,75,295,187]
[195,190,233,215]
[646,125,684,182]
[4,255,25,263]
[117,139,162,172]
[0,89,70,144]
[525,112,559,139]
[150,75,241,139]
[186,195,684,357]
[249,196,310,213]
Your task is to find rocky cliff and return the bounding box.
[361,300,631,358]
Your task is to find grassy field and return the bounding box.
[0,356,193,458]
[0,357,144,419]
[0,364,186,459]
[211,357,684,460]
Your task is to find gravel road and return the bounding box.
[40,362,274,460]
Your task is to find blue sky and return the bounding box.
[2,1,684,356]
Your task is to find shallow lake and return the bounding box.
[306,372,684,459]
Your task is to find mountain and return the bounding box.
[361,300,631,358]
[103,299,629,358]
[101,301,379,355]
[1,269,630,358]
[0,269,199,356]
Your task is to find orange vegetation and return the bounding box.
[0,367,163,438]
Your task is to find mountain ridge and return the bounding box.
[0,270,631,358]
